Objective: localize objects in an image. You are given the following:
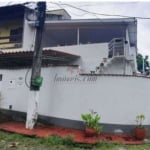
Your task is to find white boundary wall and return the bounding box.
[0,66,150,125]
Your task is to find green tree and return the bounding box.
[136,53,150,73]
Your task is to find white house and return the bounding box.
[0,3,149,133]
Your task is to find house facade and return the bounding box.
[0,4,149,133]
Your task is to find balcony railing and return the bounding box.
[108,38,128,58]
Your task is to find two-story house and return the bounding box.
[0,3,149,133]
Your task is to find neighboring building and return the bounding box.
[0,4,150,133]
[46,9,71,20]
[0,5,24,49]
[0,4,70,50]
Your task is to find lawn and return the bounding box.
[0,131,150,150]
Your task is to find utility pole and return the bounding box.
[26,2,46,129]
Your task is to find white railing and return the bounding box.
[108,38,128,58]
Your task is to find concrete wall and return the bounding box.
[22,17,35,51]
[0,69,29,112]
[51,43,109,72]
[102,58,133,75]
[51,43,135,75]
[0,66,150,126]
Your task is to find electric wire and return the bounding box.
[48,2,150,20]
[3,2,150,20]
[25,68,31,88]
[48,2,104,22]
[2,1,150,20]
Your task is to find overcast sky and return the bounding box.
[0,1,150,57]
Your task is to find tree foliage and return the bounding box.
[136,53,149,73]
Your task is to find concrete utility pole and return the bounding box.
[26,2,46,129]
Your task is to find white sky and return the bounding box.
[0,0,150,57]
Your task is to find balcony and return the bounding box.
[108,38,129,59]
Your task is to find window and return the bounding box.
[43,24,126,47]
[79,26,126,44]
[43,28,77,47]
[10,27,23,43]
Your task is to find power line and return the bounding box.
[48,2,104,22]
[48,2,150,20]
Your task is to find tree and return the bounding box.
[136,53,150,74]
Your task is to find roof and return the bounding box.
[46,9,71,20]
[0,4,25,11]
[43,17,137,25]
[0,4,25,21]
[0,49,80,68]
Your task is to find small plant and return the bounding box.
[135,114,145,128]
[81,110,102,133]
[135,114,146,140]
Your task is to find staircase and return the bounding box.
[95,38,135,74]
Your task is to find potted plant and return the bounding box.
[81,110,102,137]
[135,114,147,140]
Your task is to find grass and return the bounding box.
[0,131,150,150]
